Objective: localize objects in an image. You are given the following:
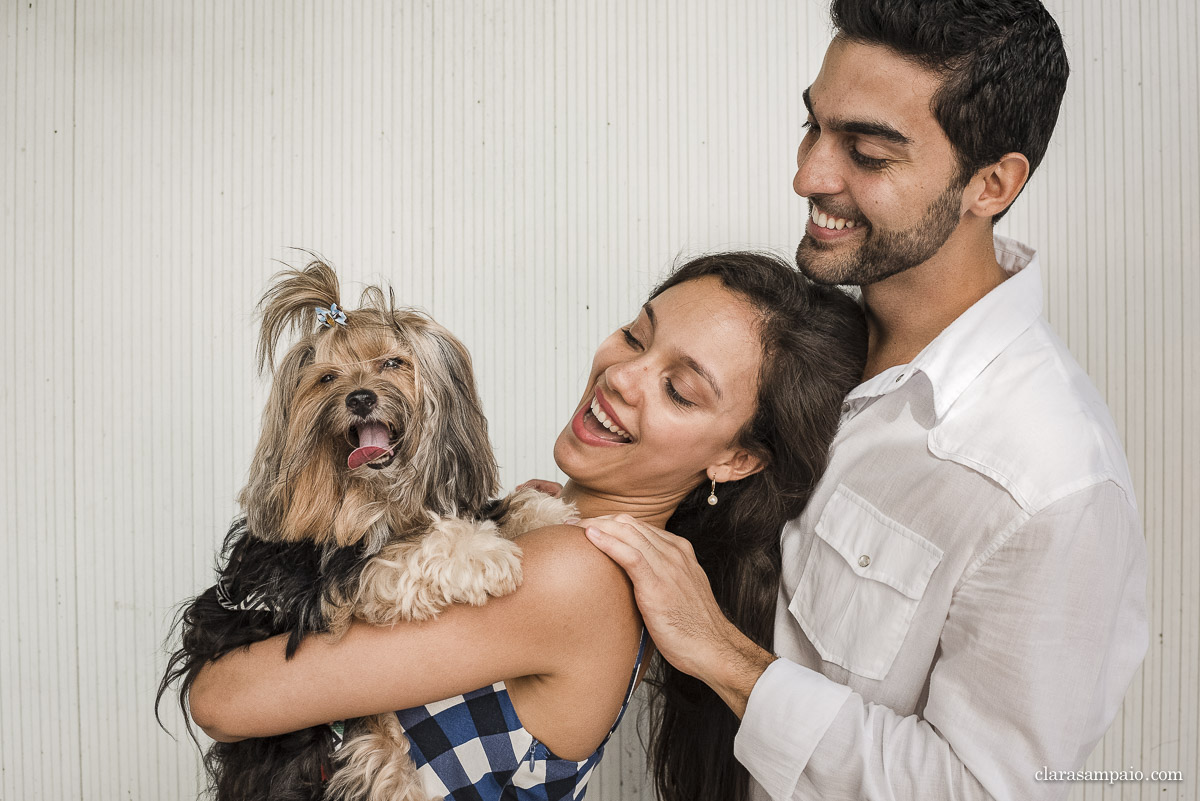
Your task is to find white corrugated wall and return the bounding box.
[0,1,1195,799]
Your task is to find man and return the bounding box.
[582,1,1148,798]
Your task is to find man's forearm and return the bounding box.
[694,618,779,718]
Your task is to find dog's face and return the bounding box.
[239,261,499,550]
[290,317,416,474]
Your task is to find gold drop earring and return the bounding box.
[707,479,719,506]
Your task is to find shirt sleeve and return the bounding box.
[734,658,852,799]
[734,481,1148,801]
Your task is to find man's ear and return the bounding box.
[709,449,765,484]
[964,152,1030,220]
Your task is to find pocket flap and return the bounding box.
[815,486,943,600]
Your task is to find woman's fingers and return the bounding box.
[515,479,564,497]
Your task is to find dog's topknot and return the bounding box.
[256,258,343,374]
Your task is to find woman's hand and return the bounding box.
[580,514,777,718]
[516,479,564,497]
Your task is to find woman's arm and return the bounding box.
[189,525,635,742]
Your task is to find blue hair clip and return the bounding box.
[316,303,348,328]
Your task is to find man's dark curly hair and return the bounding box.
[831,0,1069,221]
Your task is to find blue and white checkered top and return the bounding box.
[395,628,649,801]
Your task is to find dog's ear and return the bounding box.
[403,315,500,516]
[239,340,315,532]
[256,259,342,373]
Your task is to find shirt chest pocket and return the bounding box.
[790,486,943,681]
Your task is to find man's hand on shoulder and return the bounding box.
[580,514,777,717]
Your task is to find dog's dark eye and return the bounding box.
[320,374,337,383]
[382,358,405,370]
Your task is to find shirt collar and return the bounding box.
[846,236,1044,420]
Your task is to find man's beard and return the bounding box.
[796,178,965,287]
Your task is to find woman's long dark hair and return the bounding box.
[644,252,868,801]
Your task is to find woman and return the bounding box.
[189,252,868,801]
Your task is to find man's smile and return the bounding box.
[806,202,867,243]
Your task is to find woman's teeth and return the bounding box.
[812,206,858,230]
[590,397,630,439]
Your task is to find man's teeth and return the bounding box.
[812,206,857,230]
[590,397,630,439]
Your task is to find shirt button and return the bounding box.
[858,554,871,568]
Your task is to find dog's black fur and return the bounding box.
[158,498,515,801]
[158,519,375,800]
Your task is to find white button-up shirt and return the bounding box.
[735,237,1148,801]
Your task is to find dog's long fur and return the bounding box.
[158,260,572,801]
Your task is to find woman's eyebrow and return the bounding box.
[680,353,722,400]
[643,302,656,327]
[645,301,722,400]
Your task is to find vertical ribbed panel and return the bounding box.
[2,2,81,801]
[0,1,1195,799]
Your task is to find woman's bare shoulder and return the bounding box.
[504,524,644,758]
[513,525,636,624]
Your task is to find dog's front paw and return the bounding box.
[356,518,522,624]
[496,487,578,538]
[417,516,524,609]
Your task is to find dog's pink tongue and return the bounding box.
[348,423,392,469]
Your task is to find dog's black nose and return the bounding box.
[345,389,378,417]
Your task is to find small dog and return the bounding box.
[158,259,572,801]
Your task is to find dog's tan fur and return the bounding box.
[244,260,573,800]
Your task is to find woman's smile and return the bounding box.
[571,389,634,446]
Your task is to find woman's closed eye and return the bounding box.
[664,379,695,408]
[622,328,697,408]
